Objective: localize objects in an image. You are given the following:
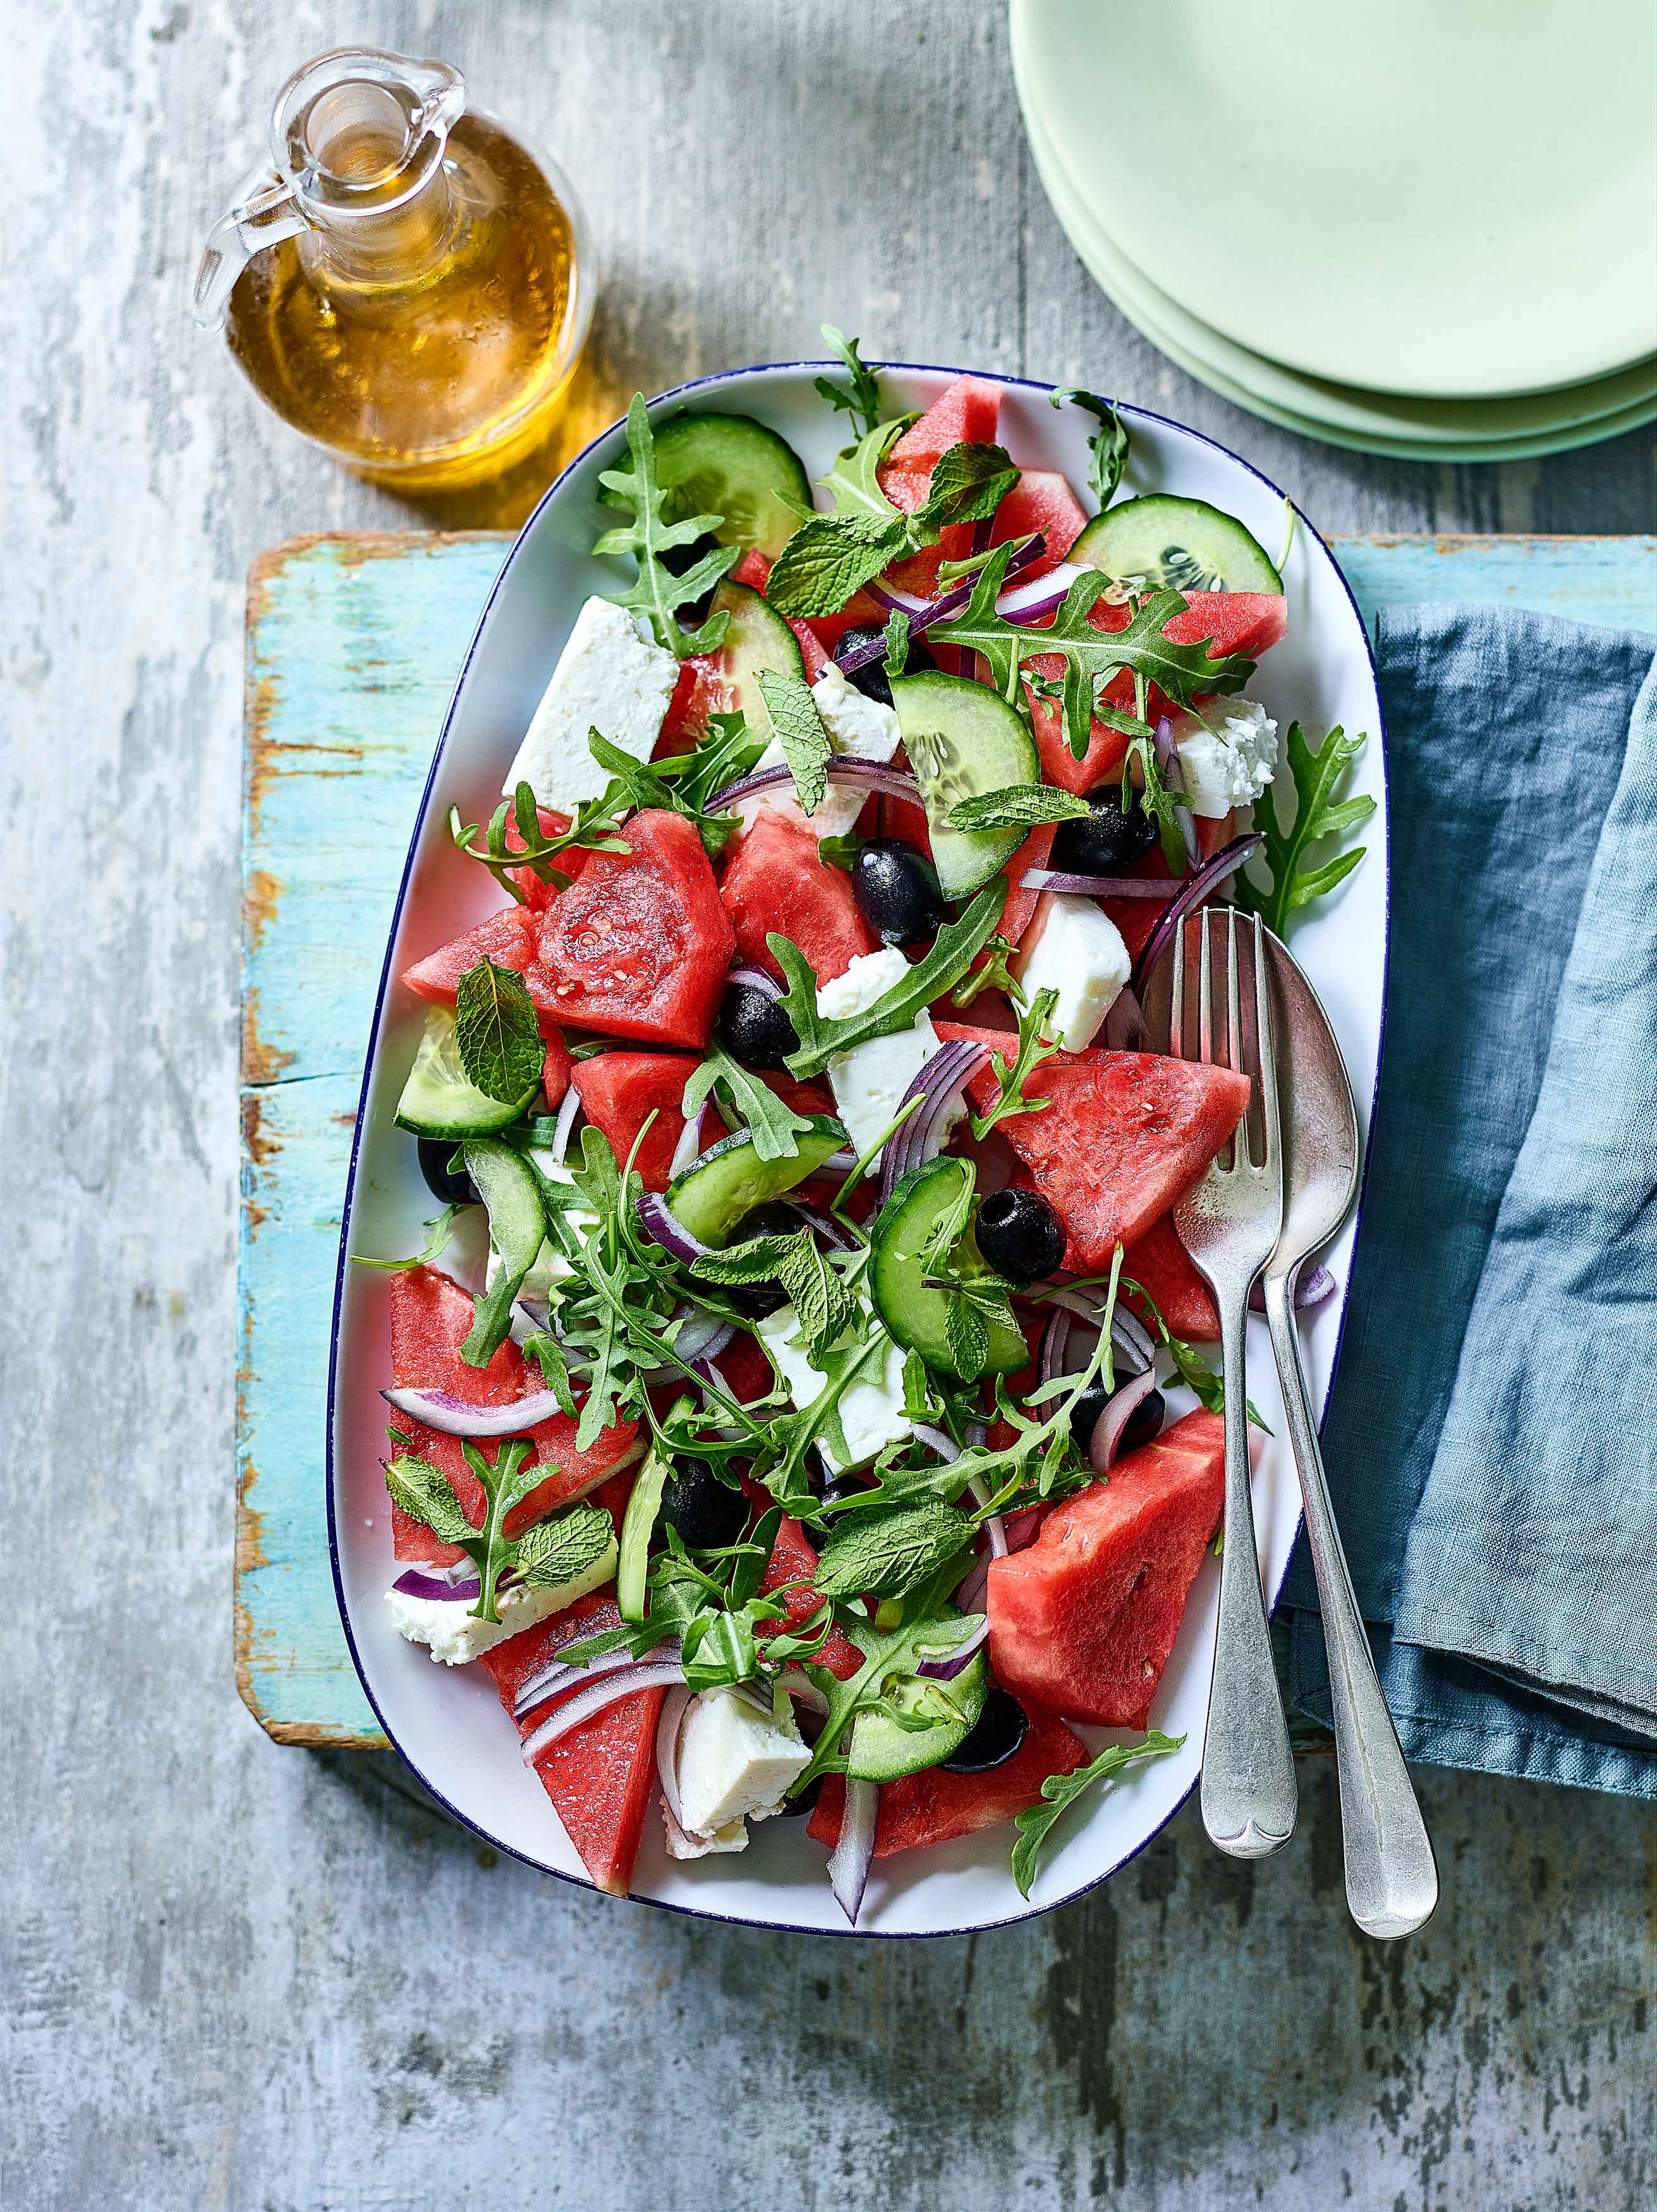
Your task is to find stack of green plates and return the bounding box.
[1011,0,1657,461]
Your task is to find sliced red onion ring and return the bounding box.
[708,758,920,814]
[877,1038,990,1204]
[508,1300,549,1347]
[953,1559,989,1612]
[835,536,1050,674]
[669,1102,708,1182]
[636,1191,708,1265]
[384,1385,568,1438]
[727,964,783,1000]
[775,1667,832,1717]
[549,1083,583,1167]
[1114,1305,1157,1372]
[914,1614,990,1681]
[1038,1307,1071,1388]
[655,1684,696,1850]
[1152,715,1200,874]
[391,1566,482,1603]
[1020,869,1180,899]
[671,1304,735,1366]
[816,1148,859,1177]
[1103,983,1146,1050]
[827,1777,880,1926]
[519,1660,687,1764]
[787,1200,859,1251]
[911,1421,960,1463]
[1129,834,1265,1000]
[1040,1295,1156,1381]
[514,1639,679,1722]
[1249,1265,1337,1315]
[1089,1364,1161,1474]
[1002,1504,1046,1553]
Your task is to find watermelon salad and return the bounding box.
[356,336,1370,1921]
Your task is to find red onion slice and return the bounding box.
[1038,1307,1071,1388]
[1249,1264,1337,1315]
[827,1777,880,1926]
[1020,869,1179,899]
[519,1660,686,1765]
[1151,715,1200,875]
[1089,1364,1161,1474]
[1128,834,1265,1000]
[787,1200,859,1251]
[655,1684,696,1850]
[514,1639,679,1722]
[708,759,920,813]
[727,964,784,1000]
[835,535,1050,673]
[391,1565,482,1603]
[549,1083,583,1167]
[953,1559,989,1612]
[911,1421,960,1463]
[914,1613,990,1681]
[384,1385,570,1438]
[775,1667,832,1717]
[636,1191,709,1264]
[876,1038,990,1204]
[669,1102,708,1182]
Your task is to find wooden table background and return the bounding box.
[6,4,1655,2208]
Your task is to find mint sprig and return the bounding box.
[947,783,1092,833]
[593,392,741,657]
[454,958,544,1105]
[1011,1731,1185,1898]
[756,668,832,816]
[811,1501,976,1601]
[693,1227,861,1365]
[1234,721,1375,937]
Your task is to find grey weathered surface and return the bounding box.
[4,3,1654,2208]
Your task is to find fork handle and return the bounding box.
[1200,1293,1298,1858]
[1263,1272,1438,1938]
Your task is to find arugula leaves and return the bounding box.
[756,669,832,816]
[947,784,1092,834]
[693,1228,860,1366]
[951,933,1024,1011]
[1119,724,1197,877]
[767,435,1019,619]
[1010,1731,1185,1898]
[350,1203,464,1273]
[1050,386,1131,508]
[1234,721,1375,937]
[969,990,1060,1141]
[593,393,741,657]
[789,1570,982,1792]
[815,325,886,442]
[454,959,544,1105]
[811,1502,976,1601]
[767,882,1007,1078]
[679,1044,818,1163]
[384,1447,614,1626]
[449,779,632,903]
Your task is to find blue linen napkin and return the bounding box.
[1282,602,1657,1796]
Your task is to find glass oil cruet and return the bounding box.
[194,48,593,491]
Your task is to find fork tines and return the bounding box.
[1169,906,1279,1173]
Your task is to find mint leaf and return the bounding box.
[351,1202,466,1273]
[914,442,1019,530]
[384,1452,476,1548]
[811,1502,976,1601]
[454,959,544,1105]
[1010,1731,1185,1898]
[1050,387,1131,507]
[680,1045,818,1163]
[512,1502,616,1590]
[943,1292,991,1383]
[593,392,741,657]
[766,511,907,619]
[770,882,1008,1079]
[815,325,885,442]
[947,784,1091,833]
[757,668,832,816]
[775,1236,859,1366]
[1233,721,1375,938]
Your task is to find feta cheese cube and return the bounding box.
[502,596,681,811]
[1013,892,1131,1052]
[1170,698,1278,820]
[736,662,902,841]
[385,1577,582,1668]
[817,946,961,1162]
[757,1299,913,1473]
[671,1686,811,1854]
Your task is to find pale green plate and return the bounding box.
[1023,95,1657,461]
[1013,0,1657,401]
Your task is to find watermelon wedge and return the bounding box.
[986,1408,1225,1728]
[571,1050,698,1193]
[401,905,538,1005]
[806,1705,1089,1857]
[1122,1211,1220,1341]
[939,1038,1249,1272]
[480,1591,664,1897]
[387,1267,640,1563]
[721,806,877,987]
[990,470,1086,580]
[877,375,1004,597]
[758,1514,863,1680]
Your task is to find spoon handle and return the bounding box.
[1263,1272,1439,1938]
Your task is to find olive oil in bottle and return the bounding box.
[195,49,593,490]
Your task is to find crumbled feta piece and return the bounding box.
[502,596,680,811]
[757,1299,913,1473]
[385,1578,576,1668]
[671,1686,811,1852]
[1013,892,1131,1052]
[817,946,961,1162]
[485,1157,597,1296]
[737,662,902,840]
[1170,699,1278,820]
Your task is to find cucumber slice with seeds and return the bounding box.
[846,1649,988,1784]
[1070,495,1283,595]
[666,1117,848,1248]
[889,671,1041,901]
[712,579,806,743]
[870,1156,1028,1380]
[653,411,813,560]
[395,1007,539,1141]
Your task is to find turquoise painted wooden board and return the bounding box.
[236,530,1656,1747]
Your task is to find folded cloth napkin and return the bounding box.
[1282,602,1657,1796]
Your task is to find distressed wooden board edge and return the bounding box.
[234,529,1654,1749]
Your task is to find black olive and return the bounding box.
[1068,1380,1166,1457]
[653,1461,749,1551]
[779,1773,823,1818]
[1051,784,1158,877]
[658,529,724,624]
[722,1200,807,1319]
[832,625,935,707]
[416,1136,478,1206]
[717,982,800,1070]
[851,839,948,947]
[975,1186,1066,1285]
[942,1689,1029,1774]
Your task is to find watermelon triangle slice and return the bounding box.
[401,905,539,1004]
[807,1705,1088,1858]
[986,1408,1225,1728]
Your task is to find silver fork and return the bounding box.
[1170,907,1298,1859]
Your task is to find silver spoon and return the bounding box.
[1260,928,1439,1939]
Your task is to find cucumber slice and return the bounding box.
[846,1649,988,1783]
[616,1439,671,1623]
[653,411,813,560]
[666,1117,848,1248]
[712,579,805,741]
[1070,495,1283,595]
[889,671,1040,900]
[458,1139,549,1365]
[870,1157,1028,1380]
[394,1007,539,1141]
